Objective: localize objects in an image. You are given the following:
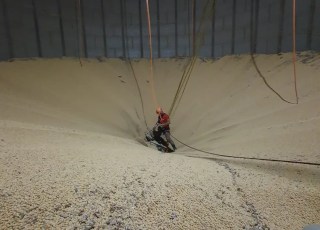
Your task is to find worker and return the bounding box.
[155,107,177,151]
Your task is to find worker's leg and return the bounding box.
[153,130,168,147]
[164,131,176,150]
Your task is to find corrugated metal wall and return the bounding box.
[0,0,319,60]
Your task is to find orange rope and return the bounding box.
[145,0,159,108]
[292,0,298,104]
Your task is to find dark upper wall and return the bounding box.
[0,0,319,60]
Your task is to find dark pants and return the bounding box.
[163,130,176,149]
[153,129,168,147]
[153,128,176,149]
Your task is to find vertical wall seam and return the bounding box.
[307,0,315,50]
[2,0,13,58]
[120,0,126,58]
[75,0,81,59]
[253,0,259,53]
[57,0,66,56]
[211,0,215,57]
[192,0,196,56]
[101,0,108,57]
[138,0,143,58]
[278,0,285,53]
[250,0,254,53]
[80,0,87,57]
[156,0,160,58]
[32,0,42,57]
[231,0,236,54]
[174,0,178,56]
[187,0,190,56]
